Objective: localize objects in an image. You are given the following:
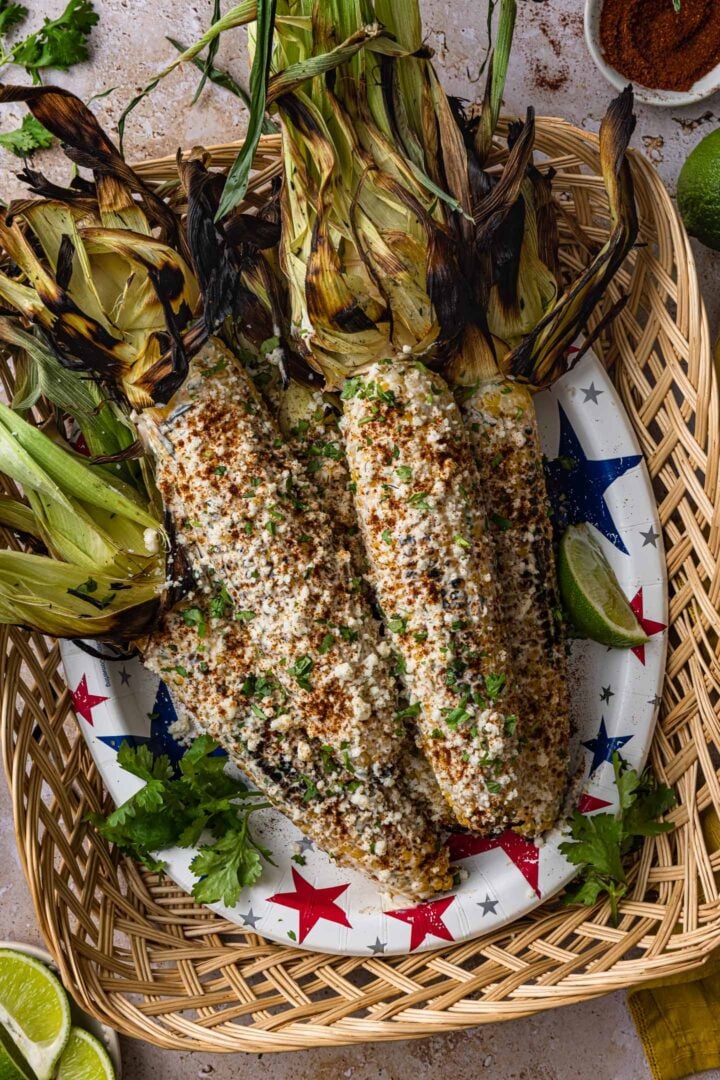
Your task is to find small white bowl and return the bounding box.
[584,0,720,107]
[0,941,122,1077]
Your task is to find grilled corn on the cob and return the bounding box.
[143,605,453,899]
[341,359,521,834]
[460,376,570,833]
[278,379,456,828]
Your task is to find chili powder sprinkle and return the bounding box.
[600,0,720,93]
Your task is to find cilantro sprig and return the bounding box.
[89,735,273,908]
[560,753,676,924]
[0,112,52,156]
[6,0,98,82]
[0,0,99,156]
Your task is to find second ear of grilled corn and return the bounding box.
[460,376,571,834]
[341,359,522,834]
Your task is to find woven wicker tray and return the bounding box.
[1,116,718,1053]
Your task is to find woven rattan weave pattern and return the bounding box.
[0,118,718,1053]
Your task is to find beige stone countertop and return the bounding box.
[1,2,719,1078]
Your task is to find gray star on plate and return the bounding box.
[368,937,387,954]
[640,526,660,548]
[600,685,615,703]
[296,837,314,853]
[648,695,663,708]
[580,382,604,404]
[241,906,261,929]
[478,894,499,917]
[119,666,132,686]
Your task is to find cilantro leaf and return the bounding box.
[89,735,271,906]
[0,114,53,156]
[0,1,27,36]
[560,753,676,924]
[190,827,265,907]
[10,0,98,83]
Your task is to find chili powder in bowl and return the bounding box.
[584,0,720,107]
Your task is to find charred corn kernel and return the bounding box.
[141,340,403,773]
[460,377,571,834]
[143,605,453,900]
[342,359,521,834]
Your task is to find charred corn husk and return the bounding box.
[342,359,522,834]
[459,373,570,833]
[143,605,452,899]
[142,340,412,773]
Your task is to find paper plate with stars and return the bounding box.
[60,348,667,956]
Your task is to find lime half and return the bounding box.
[559,524,649,648]
[0,950,70,1080]
[56,1028,115,1080]
[0,1024,34,1080]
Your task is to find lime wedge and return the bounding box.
[559,524,649,648]
[56,1029,115,1080]
[0,1025,34,1080]
[0,950,70,1080]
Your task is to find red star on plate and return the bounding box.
[577,793,612,814]
[267,868,352,944]
[70,674,108,725]
[387,896,455,951]
[629,588,666,665]
[448,829,541,897]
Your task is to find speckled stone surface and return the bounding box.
[0,2,719,1077]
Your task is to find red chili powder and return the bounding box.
[600,0,720,93]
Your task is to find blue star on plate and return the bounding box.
[582,716,633,776]
[98,681,226,774]
[544,404,642,555]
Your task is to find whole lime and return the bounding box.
[677,128,720,251]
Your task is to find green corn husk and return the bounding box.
[0,342,166,640]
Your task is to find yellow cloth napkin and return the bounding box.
[628,810,720,1080]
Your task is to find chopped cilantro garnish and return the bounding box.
[289,655,314,691]
[209,585,232,620]
[485,672,507,701]
[319,633,335,655]
[444,701,470,728]
[407,491,432,511]
[301,776,319,802]
[181,606,207,638]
